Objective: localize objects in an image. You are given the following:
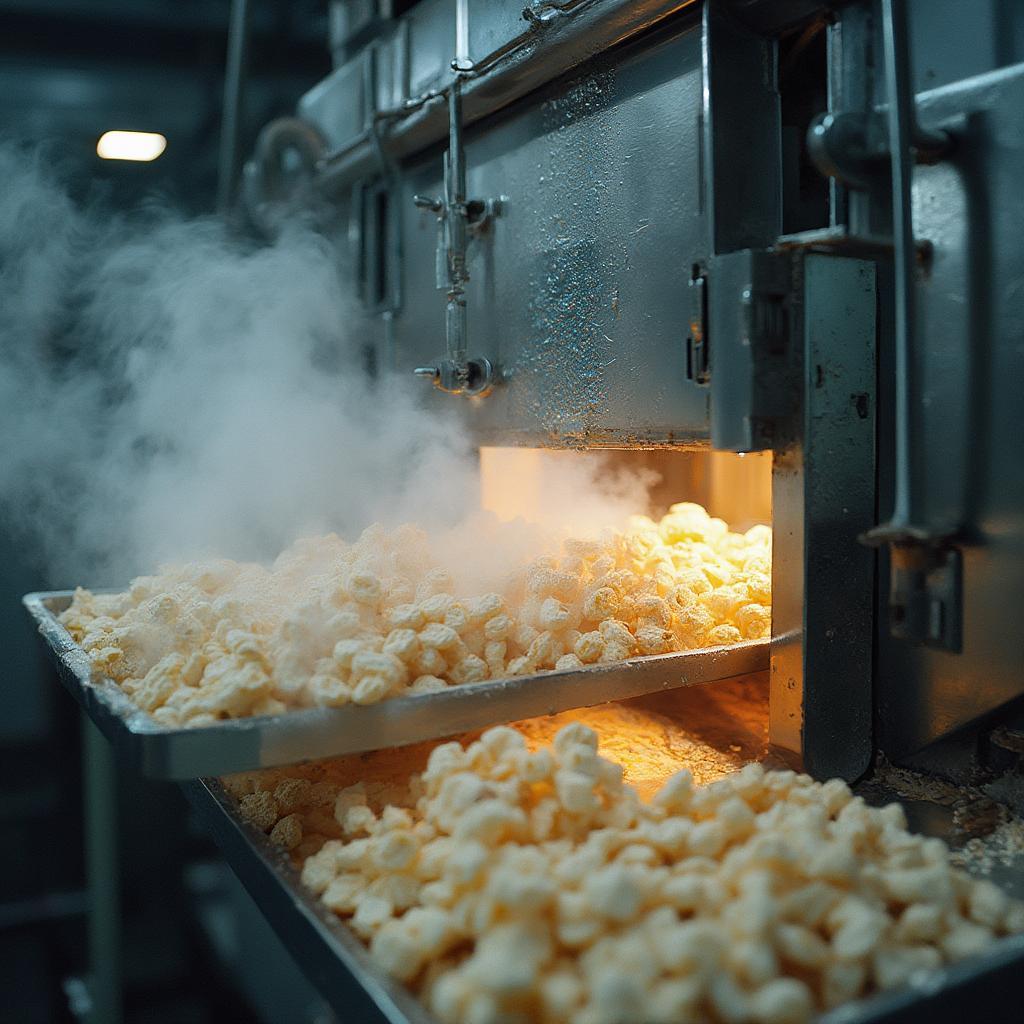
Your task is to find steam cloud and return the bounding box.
[0,143,654,591]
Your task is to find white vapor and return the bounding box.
[0,143,654,590]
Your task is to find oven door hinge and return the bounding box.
[685,266,710,385]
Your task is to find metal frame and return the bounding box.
[770,253,877,780]
[183,778,434,1024]
[217,0,254,213]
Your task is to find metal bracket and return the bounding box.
[887,543,963,652]
[807,108,949,191]
[466,196,506,236]
[413,356,496,398]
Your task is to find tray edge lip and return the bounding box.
[23,588,770,778]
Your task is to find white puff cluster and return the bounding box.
[61,503,771,727]
[265,725,1024,1024]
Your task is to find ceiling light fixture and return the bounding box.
[96,130,167,162]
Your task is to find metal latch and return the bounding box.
[686,266,709,384]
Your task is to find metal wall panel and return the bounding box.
[394,26,713,446]
[466,2,531,64]
[298,55,368,152]
[909,0,1024,93]
[407,0,456,97]
[373,25,407,112]
[329,0,379,59]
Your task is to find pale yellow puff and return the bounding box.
[573,631,604,664]
[482,612,511,641]
[308,674,351,707]
[270,723,1016,1022]
[409,675,447,695]
[413,647,448,677]
[352,675,392,705]
[450,655,488,685]
[483,640,507,675]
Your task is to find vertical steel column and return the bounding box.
[218,0,254,213]
[83,715,121,1024]
[770,254,877,780]
[708,248,876,779]
[879,0,925,536]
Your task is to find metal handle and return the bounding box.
[866,0,951,545]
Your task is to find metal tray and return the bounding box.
[184,777,433,1024]
[186,777,1024,1024]
[24,590,769,779]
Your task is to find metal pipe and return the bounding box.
[861,0,961,650]
[217,0,253,213]
[412,72,495,398]
[314,0,699,196]
[445,76,468,371]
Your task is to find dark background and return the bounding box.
[0,3,335,1021]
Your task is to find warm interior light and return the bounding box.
[479,447,558,523]
[707,450,772,529]
[96,130,167,162]
[479,447,772,528]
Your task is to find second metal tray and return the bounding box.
[24,590,769,779]
[186,777,1024,1024]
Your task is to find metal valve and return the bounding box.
[413,357,496,397]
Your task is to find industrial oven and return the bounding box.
[26,0,1024,1021]
[242,0,1024,780]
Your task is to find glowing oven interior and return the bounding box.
[475,446,774,784]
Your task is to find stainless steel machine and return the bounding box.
[27,1,1024,1021]
[244,0,1024,782]
[209,5,1024,1015]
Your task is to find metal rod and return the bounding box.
[84,714,121,1024]
[217,0,253,213]
[870,0,950,542]
[445,76,469,370]
[882,0,920,533]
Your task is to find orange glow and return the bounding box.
[225,675,769,813]
[708,450,772,528]
[479,447,771,528]
[480,447,565,522]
